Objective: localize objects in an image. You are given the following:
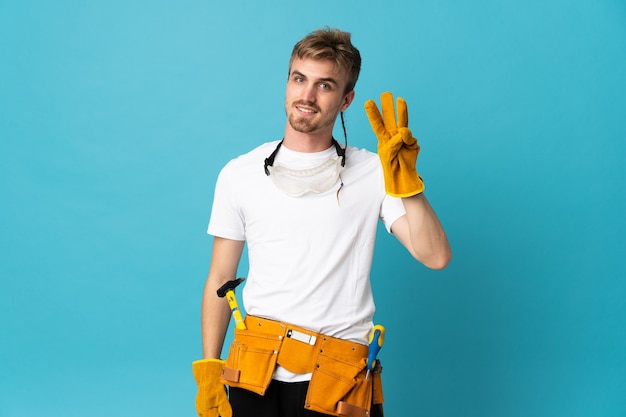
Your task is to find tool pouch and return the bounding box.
[221,326,282,395]
[305,337,369,416]
[221,315,384,417]
[305,336,384,417]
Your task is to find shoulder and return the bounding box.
[220,140,281,175]
[340,145,385,192]
[344,145,381,171]
[345,145,377,159]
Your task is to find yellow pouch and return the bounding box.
[304,336,374,417]
[277,329,319,374]
[220,326,282,395]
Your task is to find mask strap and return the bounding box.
[340,112,348,166]
[264,140,284,175]
[264,135,345,175]
[332,138,346,167]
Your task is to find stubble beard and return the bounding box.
[287,102,337,134]
[288,113,317,133]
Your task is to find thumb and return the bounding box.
[399,128,416,147]
[218,401,233,417]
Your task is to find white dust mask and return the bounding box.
[264,139,346,198]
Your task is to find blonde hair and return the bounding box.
[289,27,362,93]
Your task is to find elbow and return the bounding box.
[422,248,452,270]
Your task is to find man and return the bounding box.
[193,27,451,417]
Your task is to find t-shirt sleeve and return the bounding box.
[380,194,406,234]
[207,163,246,241]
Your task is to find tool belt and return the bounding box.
[220,315,384,417]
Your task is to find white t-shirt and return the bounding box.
[207,140,405,380]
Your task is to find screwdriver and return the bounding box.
[366,324,385,379]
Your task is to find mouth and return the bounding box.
[295,102,319,115]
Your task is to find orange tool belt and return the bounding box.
[220,315,384,417]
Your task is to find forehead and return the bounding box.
[289,57,347,83]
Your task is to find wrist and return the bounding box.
[193,358,225,365]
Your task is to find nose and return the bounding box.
[302,83,317,103]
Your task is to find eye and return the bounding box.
[320,83,331,90]
[294,76,304,83]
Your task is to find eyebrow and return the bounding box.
[291,70,338,86]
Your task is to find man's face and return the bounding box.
[285,57,355,136]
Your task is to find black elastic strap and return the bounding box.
[264,140,283,175]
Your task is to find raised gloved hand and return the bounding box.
[192,359,232,417]
[365,91,424,198]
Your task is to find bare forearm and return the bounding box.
[397,194,451,269]
[200,237,245,359]
[201,275,233,358]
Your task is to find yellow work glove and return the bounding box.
[192,358,232,417]
[365,91,425,198]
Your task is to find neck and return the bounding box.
[282,123,334,153]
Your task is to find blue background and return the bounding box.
[1,0,625,416]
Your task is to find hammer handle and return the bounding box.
[226,290,247,330]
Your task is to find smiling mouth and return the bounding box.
[295,102,319,114]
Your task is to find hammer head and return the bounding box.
[216,277,245,298]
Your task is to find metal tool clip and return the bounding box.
[286,329,317,345]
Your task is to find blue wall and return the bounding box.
[1,0,625,416]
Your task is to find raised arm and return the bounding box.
[365,91,451,269]
[391,194,451,269]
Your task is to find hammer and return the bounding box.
[217,277,246,330]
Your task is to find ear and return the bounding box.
[340,90,356,112]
